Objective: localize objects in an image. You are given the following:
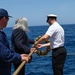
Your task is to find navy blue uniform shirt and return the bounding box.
[0,30,21,75]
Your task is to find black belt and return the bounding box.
[52,46,64,52]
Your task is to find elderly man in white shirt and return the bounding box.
[34,14,67,75]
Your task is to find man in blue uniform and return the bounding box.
[0,8,30,75]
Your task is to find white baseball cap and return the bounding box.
[47,14,57,18]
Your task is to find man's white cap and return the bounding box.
[47,14,57,18]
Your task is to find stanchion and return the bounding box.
[13,49,35,75]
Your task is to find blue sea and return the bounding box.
[4,24,75,75]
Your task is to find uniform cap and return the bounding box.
[47,14,57,18]
[0,8,12,18]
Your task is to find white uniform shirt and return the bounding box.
[46,22,64,49]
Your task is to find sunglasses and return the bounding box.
[46,17,50,22]
[5,17,9,21]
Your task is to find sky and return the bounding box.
[0,0,75,27]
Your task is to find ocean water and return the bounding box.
[4,24,75,75]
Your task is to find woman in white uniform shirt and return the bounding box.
[35,14,67,75]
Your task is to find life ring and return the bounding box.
[34,36,50,56]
